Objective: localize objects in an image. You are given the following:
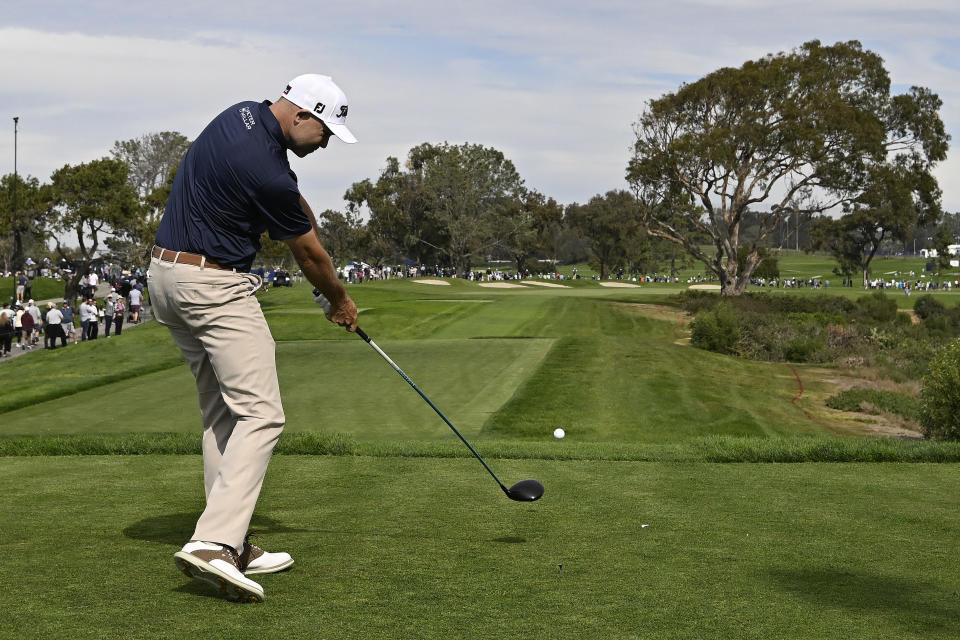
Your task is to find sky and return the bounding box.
[2,0,959,219]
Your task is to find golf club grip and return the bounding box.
[356,327,371,343]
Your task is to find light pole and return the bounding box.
[11,116,17,302]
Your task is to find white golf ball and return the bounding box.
[553,428,565,439]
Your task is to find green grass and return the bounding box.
[0,276,66,303]
[3,432,960,462]
[0,280,844,442]
[2,269,959,638]
[826,389,922,422]
[1,456,958,639]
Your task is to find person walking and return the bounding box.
[113,297,125,335]
[90,301,101,339]
[128,285,143,324]
[25,299,42,346]
[19,304,35,350]
[88,269,99,298]
[60,301,76,344]
[15,272,26,302]
[13,305,24,349]
[150,73,358,603]
[43,302,65,349]
[79,298,97,341]
[0,303,13,357]
[103,293,115,337]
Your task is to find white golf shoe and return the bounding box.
[174,541,264,603]
[238,534,294,575]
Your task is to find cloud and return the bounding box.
[1,0,959,214]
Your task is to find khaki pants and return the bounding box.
[148,257,284,550]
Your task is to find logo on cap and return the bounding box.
[283,84,292,95]
[337,105,348,118]
[314,102,326,115]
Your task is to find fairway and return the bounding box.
[1,456,958,640]
[0,280,855,441]
[1,276,958,639]
[0,338,555,439]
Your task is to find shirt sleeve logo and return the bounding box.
[239,106,256,130]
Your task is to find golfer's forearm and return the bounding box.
[287,197,349,303]
[298,249,348,302]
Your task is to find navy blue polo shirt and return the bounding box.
[155,100,312,271]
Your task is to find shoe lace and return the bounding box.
[243,531,262,551]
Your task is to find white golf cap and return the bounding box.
[281,74,357,144]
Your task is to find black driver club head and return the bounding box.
[506,479,545,502]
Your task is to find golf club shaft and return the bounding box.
[355,327,509,494]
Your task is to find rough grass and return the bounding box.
[826,388,922,421]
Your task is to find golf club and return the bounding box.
[355,326,544,502]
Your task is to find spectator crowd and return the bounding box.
[0,275,147,358]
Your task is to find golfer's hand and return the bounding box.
[313,290,358,332]
[313,290,332,318]
[330,296,358,332]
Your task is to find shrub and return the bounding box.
[783,336,824,362]
[913,294,946,320]
[690,302,739,354]
[856,291,898,323]
[676,291,721,314]
[920,339,960,441]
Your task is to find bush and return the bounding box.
[856,291,898,323]
[920,339,960,441]
[676,290,721,314]
[690,302,739,354]
[783,336,823,362]
[913,294,946,320]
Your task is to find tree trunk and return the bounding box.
[64,269,85,305]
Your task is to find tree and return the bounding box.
[111,132,190,203]
[628,40,949,296]
[931,223,954,284]
[109,133,190,267]
[348,143,527,273]
[493,190,563,274]
[345,155,435,266]
[317,208,368,268]
[0,173,48,274]
[811,157,945,286]
[45,158,139,302]
[565,190,643,279]
[256,233,295,269]
[418,143,526,273]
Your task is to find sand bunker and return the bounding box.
[523,281,570,288]
[478,282,527,288]
[688,284,721,290]
[598,282,641,288]
[413,279,450,286]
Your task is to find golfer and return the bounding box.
[150,74,359,602]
